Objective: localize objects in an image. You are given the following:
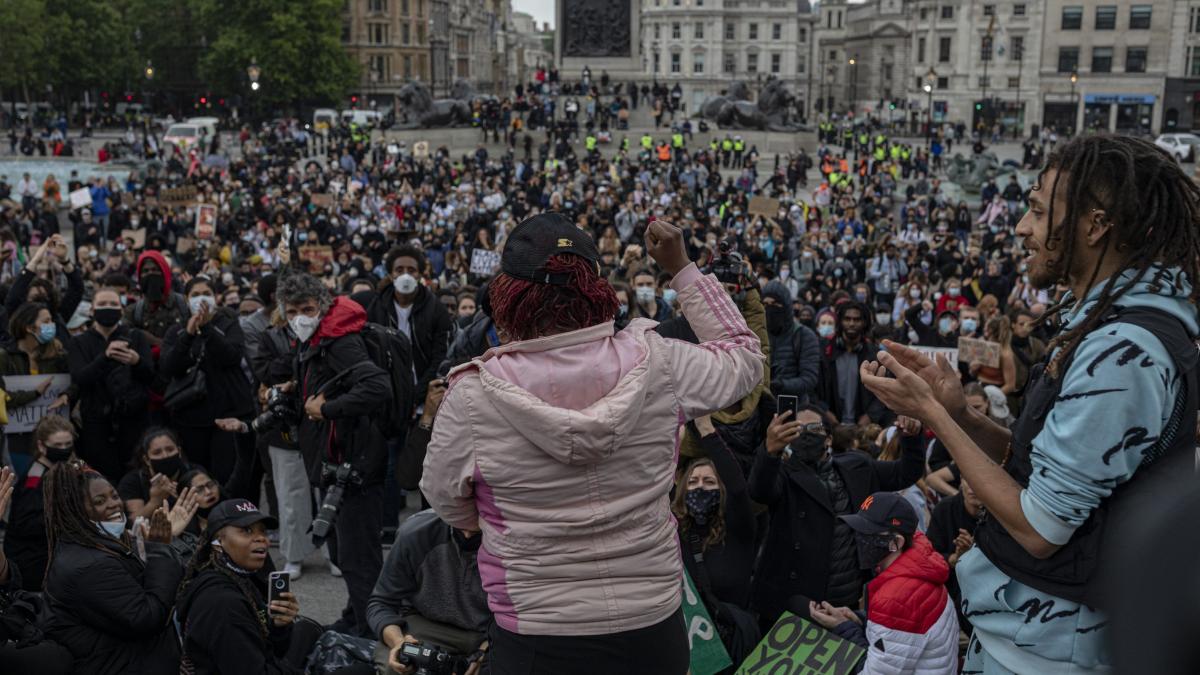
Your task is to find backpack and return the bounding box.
[358,322,416,439]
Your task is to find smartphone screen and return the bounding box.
[268,572,290,613]
[777,395,799,418]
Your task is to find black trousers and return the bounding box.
[175,425,237,485]
[325,482,383,636]
[488,607,688,675]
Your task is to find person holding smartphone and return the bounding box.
[175,498,314,675]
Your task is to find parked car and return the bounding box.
[1155,133,1200,163]
[313,108,338,131]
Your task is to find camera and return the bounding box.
[397,641,457,675]
[311,462,363,544]
[706,238,746,286]
[251,386,301,435]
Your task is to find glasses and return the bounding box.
[192,481,218,494]
[798,423,827,435]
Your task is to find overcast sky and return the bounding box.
[513,0,555,28]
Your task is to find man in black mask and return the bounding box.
[127,250,189,345]
[748,406,925,634]
[762,281,820,403]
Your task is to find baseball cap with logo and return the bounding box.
[500,212,600,285]
[838,492,917,536]
[204,498,278,537]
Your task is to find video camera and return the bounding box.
[311,462,364,545]
[250,386,302,436]
[704,238,747,286]
[397,641,457,675]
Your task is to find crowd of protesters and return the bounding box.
[0,71,1196,675]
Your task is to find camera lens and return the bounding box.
[274,579,286,589]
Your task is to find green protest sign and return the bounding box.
[734,611,865,675]
[681,569,733,675]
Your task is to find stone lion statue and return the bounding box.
[395,81,472,128]
[699,81,767,130]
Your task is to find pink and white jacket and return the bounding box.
[420,264,763,636]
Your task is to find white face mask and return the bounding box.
[393,273,419,295]
[289,314,320,342]
[188,295,216,315]
[635,286,656,305]
[95,513,127,539]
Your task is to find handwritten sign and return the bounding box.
[120,229,146,250]
[68,187,92,210]
[413,141,430,159]
[194,203,217,240]
[682,570,733,675]
[3,375,71,434]
[748,195,780,218]
[469,249,501,276]
[958,336,1001,368]
[298,245,335,273]
[160,185,198,206]
[735,612,865,675]
[310,193,334,209]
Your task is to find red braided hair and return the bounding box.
[489,254,619,342]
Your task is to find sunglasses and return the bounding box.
[797,423,827,435]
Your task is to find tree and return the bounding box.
[0,0,50,105]
[43,0,139,101]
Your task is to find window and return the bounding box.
[1191,46,1200,76]
[341,20,351,43]
[455,34,469,52]
[369,23,389,45]
[1058,47,1079,73]
[401,0,408,14]
[799,27,806,42]
[978,75,990,88]
[416,22,424,43]
[653,51,661,73]
[1011,36,1024,60]
[1092,46,1113,72]
[983,4,995,16]
[723,52,735,73]
[938,36,951,62]
[797,54,806,73]
[368,0,387,12]
[725,22,735,40]
[670,52,681,73]
[1129,5,1151,29]
[1125,47,1147,73]
[401,22,410,44]
[417,0,423,15]
[749,24,758,40]
[1062,6,1082,29]
[941,5,953,19]
[456,57,469,78]
[837,11,842,27]
[654,24,660,40]
[747,52,758,73]
[980,36,992,61]
[370,55,390,80]
[772,23,782,40]
[694,22,704,39]
[937,76,948,89]
[920,7,928,20]
[403,55,412,78]
[693,52,705,74]
[672,23,680,39]
[1014,4,1026,16]
[1008,77,1020,88]
[918,37,926,62]
[771,53,781,73]
[1192,7,1200,33]
[1095,6,1116,30]
[883,63,893,80]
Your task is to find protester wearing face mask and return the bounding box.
[128,250,189,346]
[68,287,153,482]
[162,277,255,484]
[672,415,760,665]
[3,416,77,591]
[0,301,74,476]
[906,301,961,349]
[366,245,451,398]
[628,269,672,321]
[814,309,837,342]
[5,234,83,340]
[935,277,971,316]
[957,305,981,338]
[42,461,190,675]
[749,407,924,635]
[762,281,820,403]
[116,427,192,519]
[808,493,959,675]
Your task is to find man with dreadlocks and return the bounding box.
[859,134,1200,674]
[421,212,763,674]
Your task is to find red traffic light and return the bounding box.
[200,96,208,104]
[351,95,358,104]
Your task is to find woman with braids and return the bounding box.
[41,460,192,674]
[175,498,313,675]
[421,213,762,674]
[860,133,1200,673]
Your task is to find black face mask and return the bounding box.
[94,307,122,328]
[457,314,474,330]
[787,432,828,467]
[765,304,792,335]
[140,274,165,301]
[44,445,73,463]
[150,453,184,478]
[855,532,898,573]
[685,487,720,526]
[452,528,482,553]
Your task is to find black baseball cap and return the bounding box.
[204,498,278,537]
[501,212,600,285]
[839,492,917,536]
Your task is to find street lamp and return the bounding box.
[1070,70,1078,135]
[924,67,937,148]
[848,55,859,116]
[144,61,154,81]
[247,59,261,92]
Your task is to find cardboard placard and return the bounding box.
[748,195,780,218]
[298,245,334,273]
[735,612,865,675]
[911,346,959,371]
[682,570,733,675]
[194,203,217,240]
[469,249,501,276]
[176,236,196,255]
[310,193,334,208]
[68,187,92,210]
[413,141,430,159]
[958,336,1001,368]
[120,229,146,250]
[3,375,71,434]
[160,185,198,206]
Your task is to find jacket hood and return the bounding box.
[762,280,793,307]
[870,532,949,591]
[313,296,367,345]
[1064,265,1199,336]
[136,250,173,296]
[464,321,651,466]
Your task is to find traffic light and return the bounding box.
[888,102,896,110]
[351,95,358,106]
[975,102,983,110]
[200,96,208,104]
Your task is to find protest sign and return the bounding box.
[682,570,733,675]
[3,375,71,434]
[160,185,198,206]
[958,336,1001,368]
[413,141,430,159]
[310,193,334,208]
[735,612,865,675]
[176,236,196,255]
[195,204,217,240]
[910,346,958,369]
[120,229,146,250]
[298,245,335,273]
[68,187,91,210]
[749,195,780,218]
[469,249,501,276]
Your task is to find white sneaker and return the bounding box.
[329,562,343,577]
[283,562,303,581]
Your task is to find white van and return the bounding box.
[163,117,219,150]
[313,108,338,131]
[340,109,382,127]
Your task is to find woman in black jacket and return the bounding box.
[162,276,255,483]
[41,460,184,675]
[175,498,310,675]
[3,415,77,591]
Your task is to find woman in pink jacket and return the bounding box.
[421,213,763,674]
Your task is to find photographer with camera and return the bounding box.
[278,272,391,638]
[367,509,492,675]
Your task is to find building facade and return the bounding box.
[1165,0,1200,130]
[511,12,555,85]
[343,0,432,107]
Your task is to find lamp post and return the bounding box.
[1069,69,1077,135]
[924,67,937,148]
[247,59,261,123]
[848,55,858,116]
